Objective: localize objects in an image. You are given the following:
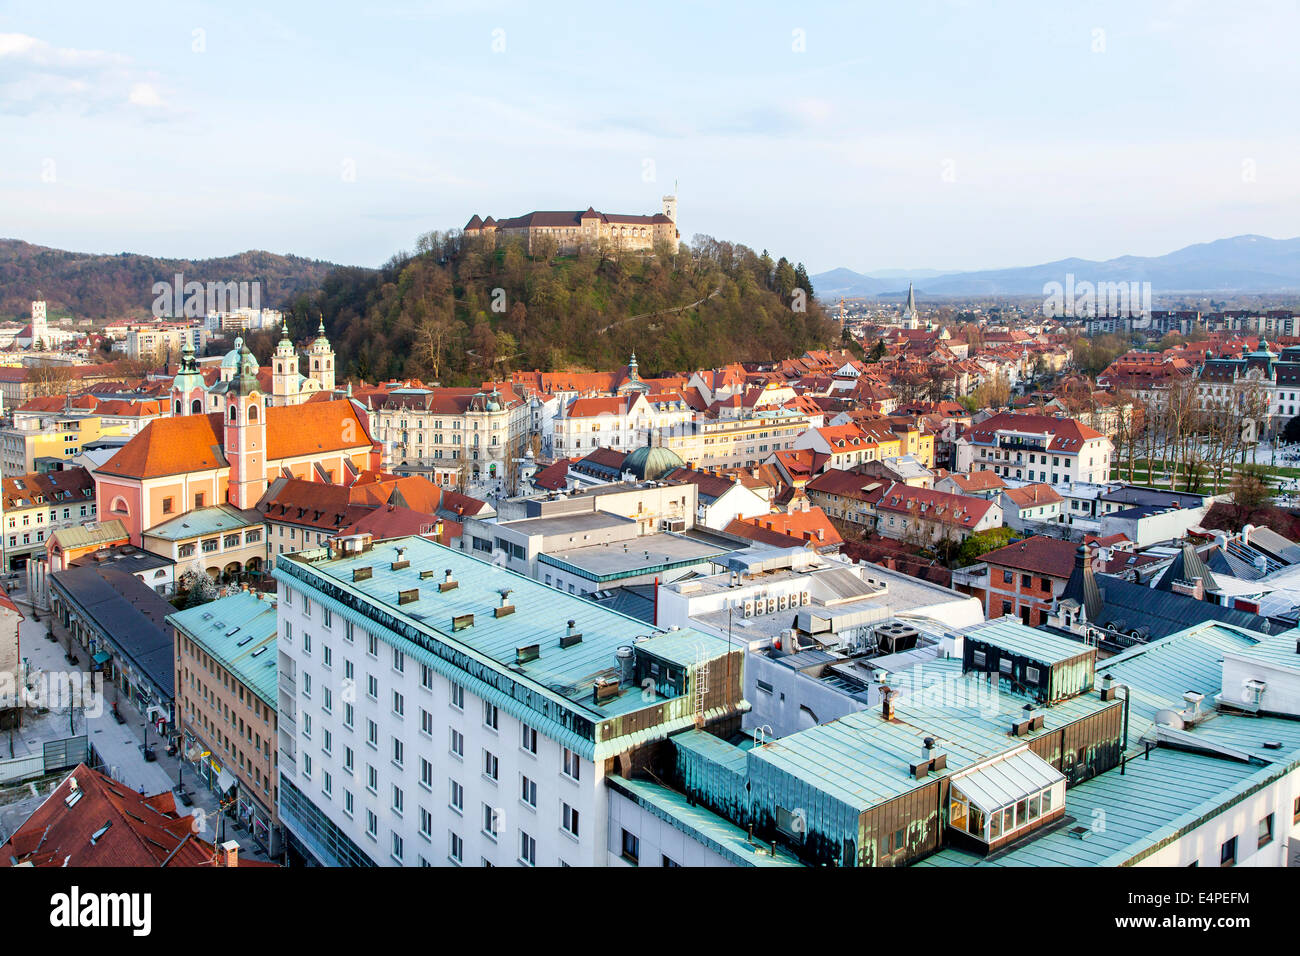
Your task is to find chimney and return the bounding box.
[881,684,896,721]
[217,840,239,867]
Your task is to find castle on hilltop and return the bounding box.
[464,195,679,255]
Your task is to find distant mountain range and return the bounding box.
[813,235,1300,299]
[0,239,346,321]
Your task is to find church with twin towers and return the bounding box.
[170,317,336,418]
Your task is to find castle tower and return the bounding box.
[224,342,268,510]
[661,194,677,223]
[171,334,206,416]
[272,319,301,407]
[307,316,335,392]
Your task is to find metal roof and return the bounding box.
[1224,630,1300,671]
[276,537,730,726]
[167,591,279,705]
[607,776,803,867]
[1099,622,1264,750]
[960,617,1090,664]
[917,747,1269,867]
[143,504,260,541]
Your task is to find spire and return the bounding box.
[904,283,917,315]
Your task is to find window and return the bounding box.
[562,803,580,838]
[662,855,680,868]
[450,682,464,710]
[483,750,499,781]
[367,719,378,748]
[449,832,463,864]
[392,646,404,673]
[366,810,378,839]
[344,746,353,773]
[562,748,580,782]
[420,663,434,690]
[420,757,433,790]
[1220,836,1237,866]
[450,780,464,813]
[519,831,536,866]
[483,804,499,839]
[420,708,433,737]
[367,765,378,793]
[344,790,354,817]
[391,832,404,863]
[621,828,639,864]
[419,807,433,840]
[392,690,404,717]
[392,738,404,767]
[392,785,404,815]
[366,633,378,657]
[483,701,498,730]
[450,728,464,757]
[367,675,378,700]
[1258,814,1274,849]
[520,722,537,754]
[520,774,537,808]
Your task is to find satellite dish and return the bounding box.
[1153,709,1185,730]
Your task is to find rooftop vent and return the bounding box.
[452,613,474,632]
[515,643,540,665]
[559,620,583,648]
[495,588,515,618]
[353,566,373,582]
[397,588,419,605]
[439,569,458,593]
[593,678,620,704]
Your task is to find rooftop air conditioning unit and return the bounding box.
[743,600,755,617]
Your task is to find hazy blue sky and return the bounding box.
[2,0,1297,274]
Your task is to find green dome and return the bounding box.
[623,443,685,481]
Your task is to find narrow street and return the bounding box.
[8,590,275,863]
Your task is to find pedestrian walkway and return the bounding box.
[12,600,275,863]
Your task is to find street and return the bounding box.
[7,593,275,863]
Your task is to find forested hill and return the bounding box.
[0,239,341,320]
[285,231,836,386]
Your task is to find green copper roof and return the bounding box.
[167,590,279,705]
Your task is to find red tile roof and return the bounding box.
[1002,483,1064,510]
[980,535,1078,579]
[0,764,276,867]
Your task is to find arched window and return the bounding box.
[191,399,202,414]
[248,404,259,422]
[110,497,129,515]
[229,406,238,423]
[174,400,181,414]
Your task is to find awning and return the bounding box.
[217,768,237,793]
[92,651,111,664]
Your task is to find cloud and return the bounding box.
[0,33,174,116]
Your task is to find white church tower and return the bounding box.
[307,317,335,392]
[272,319,301,406]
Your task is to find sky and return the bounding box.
[2,0,1298,275]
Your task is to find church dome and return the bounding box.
[623,443,685,481]
[222,337,245,369]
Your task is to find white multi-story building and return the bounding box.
[273,534,742,867]
[956,412,1113,485]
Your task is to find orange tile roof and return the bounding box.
[100,400,372,480]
